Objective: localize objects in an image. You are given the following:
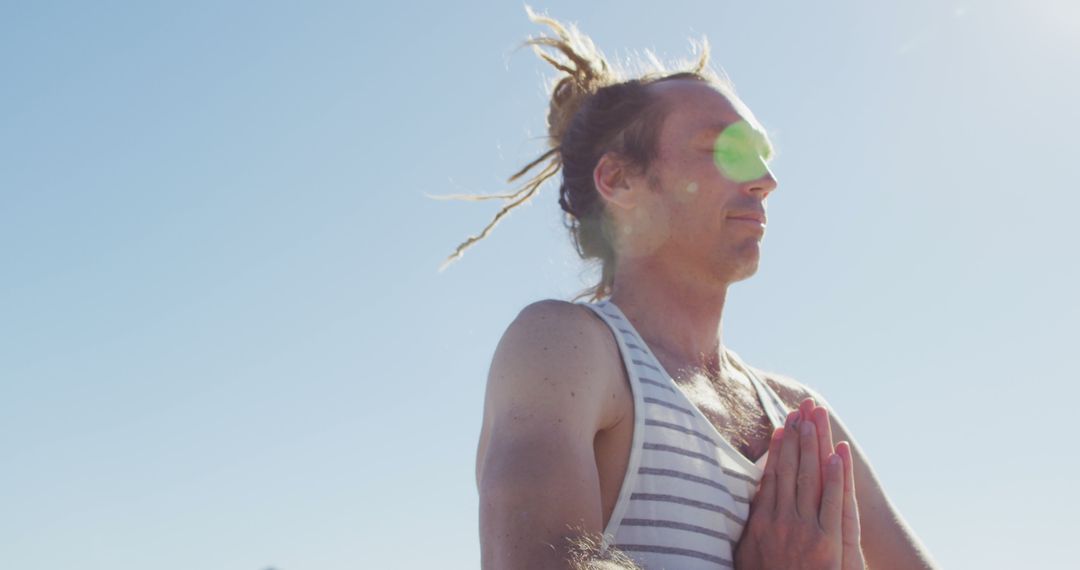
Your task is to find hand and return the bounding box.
[836,439,865,570]
[793,399,865,570]
[734,400,864,569]
[794,399,866,570]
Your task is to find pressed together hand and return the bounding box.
[734,399,866,570]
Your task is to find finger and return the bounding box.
[819,451,843,536]
[795,414,821,519]
[812,406,835,482]
[776,410,801,515]
[754,425,785,517]
[837,442,863,559]
[798,397,815,422]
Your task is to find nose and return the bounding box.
[745,164,778,199]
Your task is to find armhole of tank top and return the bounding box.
[755,369,794,424]
[728,350,791,430]
[578,300,645,553]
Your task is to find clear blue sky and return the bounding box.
[2,1,1077,568]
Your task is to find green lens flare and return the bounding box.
[713,120,769,183]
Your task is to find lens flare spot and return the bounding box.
[713,120,770,183]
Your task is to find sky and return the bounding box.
[1,1,1078,568]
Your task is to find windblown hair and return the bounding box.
[565,530,644,570]
[440,7,731,301]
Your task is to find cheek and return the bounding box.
[662,154,713,203]
[674,180,700,204]
[670,156,723,205]
[621,202,673,258]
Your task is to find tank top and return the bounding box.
[582,299,792,570]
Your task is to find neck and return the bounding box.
[608,257,732,374]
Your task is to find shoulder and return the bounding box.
[511,298,609,337]
[748,363,849,444]
[485,298,625,427]
[495,299,619,369]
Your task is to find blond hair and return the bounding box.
[440,7,729,301]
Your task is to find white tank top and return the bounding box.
[582,299,792,569]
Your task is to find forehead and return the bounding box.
[650,79,770,146]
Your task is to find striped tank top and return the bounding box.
[582,299,792,570]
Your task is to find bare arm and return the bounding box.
[821,398,939,570]
[476,301,640,570]
[769,378,940,570]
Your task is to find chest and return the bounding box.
[594,366,776,530]
[673,372,774,461]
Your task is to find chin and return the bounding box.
[726,255,760,284]
[732,265,759,283]
[735,243,762,278]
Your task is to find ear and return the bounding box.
[592,152,637,210]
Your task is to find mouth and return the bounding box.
[727,215,767,225]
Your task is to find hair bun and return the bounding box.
[524,6,615,146]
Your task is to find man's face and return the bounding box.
[617,79,778,287]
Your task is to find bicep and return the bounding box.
[479,426,604,569]
[476,301,616,569]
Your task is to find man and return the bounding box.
[462,9,939,570]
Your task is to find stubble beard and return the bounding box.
[719,238,762,285]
